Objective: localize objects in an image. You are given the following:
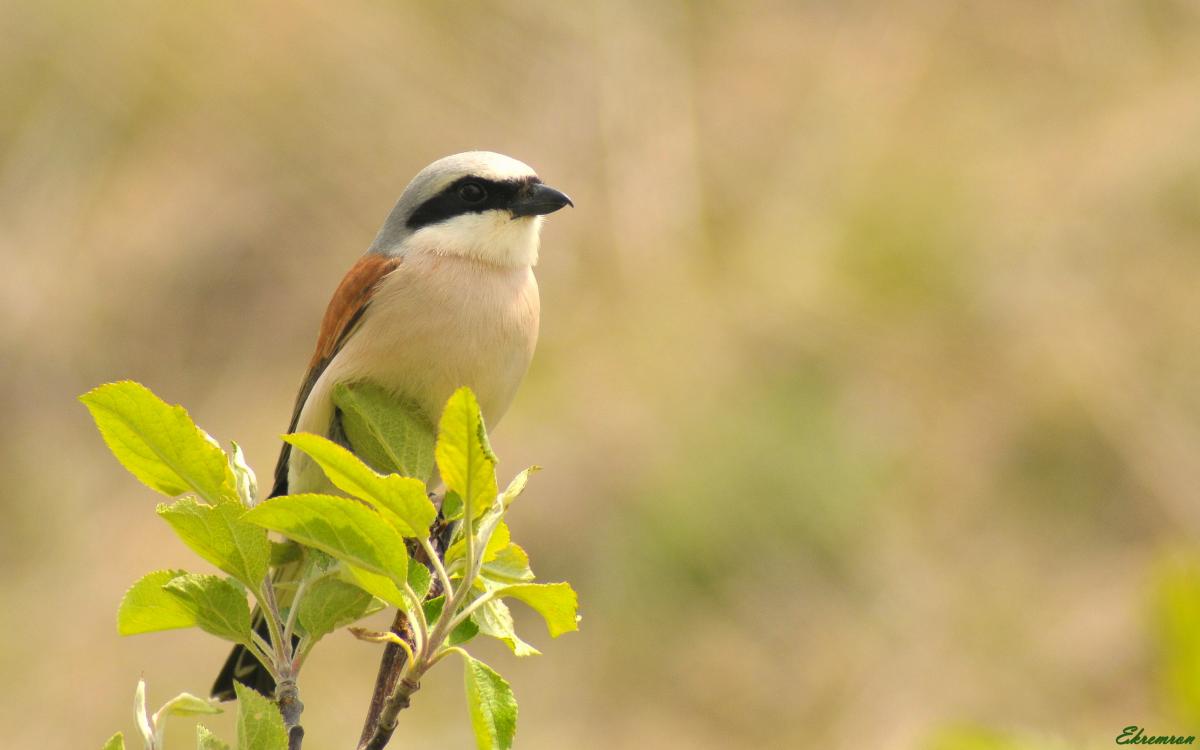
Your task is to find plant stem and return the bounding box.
[401,581,429,650]
[358,511,493,749]
[275,677,304,750]
[249,633,280,680]
[358,666,424,750]
[447,589,494,630]
[357,495,501,750]
[283,574,311,645]
[260,577,292,666]
[356,609,417,749]
[458,503,476,614]
[418,536,453,598]
[264,574,304,748]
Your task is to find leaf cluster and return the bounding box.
[83,381,580,750]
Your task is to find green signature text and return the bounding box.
[1117,726,1196,745]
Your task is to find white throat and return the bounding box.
[399,211,543,268]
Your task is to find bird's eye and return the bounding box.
[458,182,487,203]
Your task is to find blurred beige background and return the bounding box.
[3,1,1200,748]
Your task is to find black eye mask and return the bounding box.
[406,176,534,230]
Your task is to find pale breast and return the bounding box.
[290,253,539,491]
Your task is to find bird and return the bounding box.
[211,151,572,700]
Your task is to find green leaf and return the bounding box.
[154,694,222,750]
[282,433,436,536]
[436,388,498,521]
[297,578,373,643]
[154,692,222,720]
[443,491,464,521]
[242,494,408,583]
[229,441,258,506]
[157,498,270,590]
[270,540,302,567]
[196,725,231,750]
[419,595,478,646]
[342,565,410,612]
[495,582,580,638]
[234,683,288,750]
[163,574,252,646]
[118,569,196,635]
[481,544,535,584]
[445,520,510,569]
[500,467,540,509]
[408,560,432,601]
[80,381,236,503]
[473,598,540,657]
[461,654,518,750]
[333,382,436,482]
[423,594,446,623]
[102,732,125,750]
[451,617,480,646]
[135,678,153,748]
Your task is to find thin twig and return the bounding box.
[418,536,453,599]
[356,498,455,750]
[359,669,424,750]
[265,573,303,747]
[356,609,415,749]
[283,573,311,645]
[260,576,292,665]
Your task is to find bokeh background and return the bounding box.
[3,1,1200,748]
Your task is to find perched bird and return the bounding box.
[211,151,572,700]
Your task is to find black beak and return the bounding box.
[510,182,574,217]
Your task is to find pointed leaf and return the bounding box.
[196,725,230,750]
[229,441,258,506]
[135,679,153,749]
[495,582,580,638]
[332,382,436,482]
[102,732,125,750]
[80,381,236,503]
[500,467,540,509]
[242,494,408,583]
[436,388,498,521]
[342,565,410,612]
[157,498,270,589]
[163,574,253,646]
[446,521,510,568]
[282,433,436,536]
[234,683,288,750]
[297,578,373,643]
[461,654,518,750]
[118,569,196,635]
[481,544,535,584]
[473,598,540,657]
[155,692,222,720]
